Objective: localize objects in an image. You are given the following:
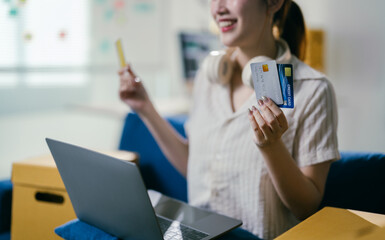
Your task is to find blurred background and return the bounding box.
[0,0,384,179]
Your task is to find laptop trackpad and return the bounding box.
[148,190,210,225]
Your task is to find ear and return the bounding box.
[266,0,285,15]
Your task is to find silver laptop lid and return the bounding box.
[46,138,163,240]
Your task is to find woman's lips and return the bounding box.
[218,20,237,32]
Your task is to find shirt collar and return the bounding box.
[276,39,326,81]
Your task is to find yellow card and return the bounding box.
[115,39,126,67]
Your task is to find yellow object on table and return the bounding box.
[276,207,385,240]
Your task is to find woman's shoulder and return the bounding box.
[290,56,336,93]
[289,57,339,112]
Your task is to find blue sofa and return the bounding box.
[1,113,384,239]
[0,180,11,240]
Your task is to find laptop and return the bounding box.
[46,138,242,240]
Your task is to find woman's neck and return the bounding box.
[235,33,277,68]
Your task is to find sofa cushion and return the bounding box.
[0,232,10,240]
[320,152,385,214]
[55,219,261,240]
[119,113,188,202]
[55,219,118,240]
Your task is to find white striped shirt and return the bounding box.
[185,40,340,240]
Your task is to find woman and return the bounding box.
[118,0,339,239]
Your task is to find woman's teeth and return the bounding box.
[219,21,235,28]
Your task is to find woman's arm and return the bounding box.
[248,97,332,220]
[257,139,331,220]
[139,105,189,176]
[119,65,189,176]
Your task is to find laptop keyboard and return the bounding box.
[157,216,209,240]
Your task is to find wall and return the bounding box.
[296,0,385,152]
[0,0,209,179]
[1,0,385,180]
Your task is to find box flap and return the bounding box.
[349,209,385,227]
[11,150,138,190]
[276,207,380,240]
[12,155,65,190]
[356,227,385,240]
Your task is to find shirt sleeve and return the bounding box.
[293,78,340,167]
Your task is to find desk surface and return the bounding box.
[276,207,385,240]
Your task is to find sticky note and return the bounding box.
[9,7,18,16]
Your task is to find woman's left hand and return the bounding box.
[248,96,288,148]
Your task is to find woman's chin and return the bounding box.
[219,35,238,48]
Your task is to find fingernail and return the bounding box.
[262,96,269,103]
[258,99,264,106]
[252,105,257,111]
[248,107,252,114]
[134,77,141,83]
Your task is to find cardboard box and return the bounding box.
[276,207,385,240]
[11,150,138,240]
[305,29,325,73]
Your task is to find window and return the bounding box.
[0,0,90,113]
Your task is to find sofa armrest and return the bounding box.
[0,180,12,234]
[119,113,188,202]
[320,152,385,214]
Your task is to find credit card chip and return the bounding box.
[284,67,291,77]
[262,64,269,72]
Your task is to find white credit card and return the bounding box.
[251,60,284,105]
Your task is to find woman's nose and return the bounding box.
[212,0,229,15]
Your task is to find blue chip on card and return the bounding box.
[251,60,294,108]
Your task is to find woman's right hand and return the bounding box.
[118,64,151,115]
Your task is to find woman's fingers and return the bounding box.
[261,97,288,131]
[248,97,289,147]
[251,106,273,140]
[119,64,143,94]
[248,108,265,144]
[248,108,259,131]
[258,99,280,133]
[118,67,126,76]
[126,65,143,88]
[126,65,136,77]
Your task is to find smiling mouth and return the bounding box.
[219,20,236,28]
[218,20,237,32]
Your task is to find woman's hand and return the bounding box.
[248,96,288,148]
[118,64,151,115]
